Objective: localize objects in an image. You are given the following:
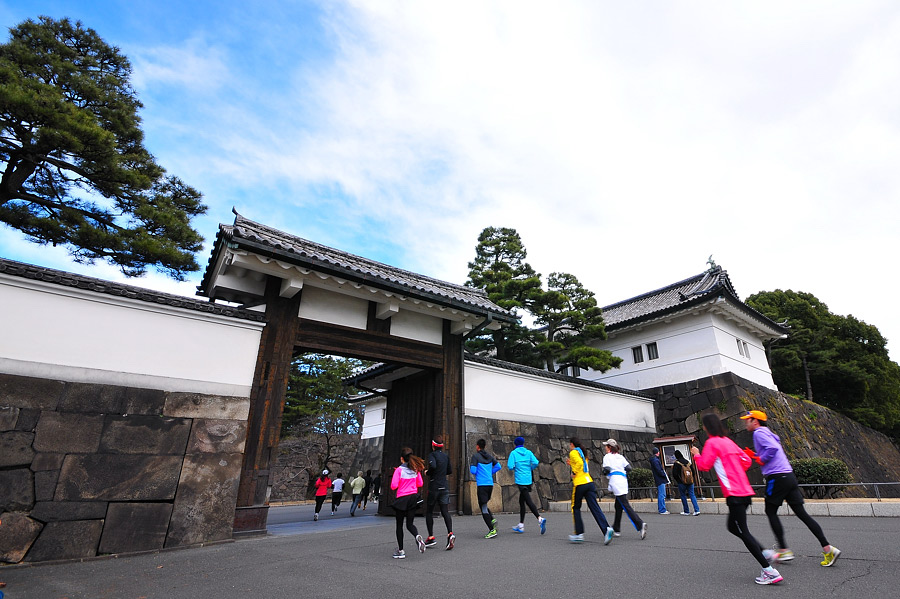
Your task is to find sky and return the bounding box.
[1,1,898,358]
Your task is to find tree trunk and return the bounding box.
[802,354,813,402]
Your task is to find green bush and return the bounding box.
[628,467,654,499]
[793,458,853,499]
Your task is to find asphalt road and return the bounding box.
[2,504,897,599]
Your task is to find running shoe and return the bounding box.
[680,511,691,515]
[424,536,437,547]
[314,513,318,521]
[755,568,783,585]
[604,528,615,545]
[694,511,701,515]
[491,518,497,529]
[640,522,648,540]
[392,549,406,559]
[613,532,621,537]
[539,517,547,535]
[568,533,584,543]
[416,534,426,553]
[446,533,455,550]
[762,549,778,566]
[778,549,795,562]
[484,529,498,539]
[660,510,670,515]
[821,546,841,567]
[511,523,525,533]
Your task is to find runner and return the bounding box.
[601,439,647,540]
[390,447,426,559]
[313,469,331,521]
[470,438,501,538]
[330,472,345,515]
[741,409,842,567]
[691,413,783,585]
[567,437,614,545]
[507,436,546,535]
[424,436,456,550]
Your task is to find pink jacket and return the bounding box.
[390,464,423,498]
[694,435,754,497]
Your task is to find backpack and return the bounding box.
[679,461,694,485]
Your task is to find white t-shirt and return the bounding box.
[332,478,345,492]
[602,453,630,496]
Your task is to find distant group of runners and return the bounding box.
[375,408,841,585]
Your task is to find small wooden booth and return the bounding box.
[652,435,705,500]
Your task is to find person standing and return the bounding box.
[361,469,373,511]
[602,439,647,540]
[390,447,427,559]
[691,413,783,585]
[349,471,366,516]
[671,450,701,516]
[507,436,546,535]
[567,437,614,545]
[424,436,456,550]
[331,473,345,515]
[470,438,501,538]
[741,409,841,567]
[313,470,331,521]
[649,447,670,514]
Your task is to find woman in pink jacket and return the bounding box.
[390,447,426,559]
[691,413,783,586]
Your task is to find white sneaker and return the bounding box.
[314,513,318,521]
[640,522,648,540]
[660,510,670,514]
[680,511,690,515]
[511,523,525,533]
[755,568,783,585]
[568,533,584,543]
[693,511,701,516]
[416,534,426,553]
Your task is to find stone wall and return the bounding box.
[0,373,247,564]
[648,372,900,496]
[270,433,367,502]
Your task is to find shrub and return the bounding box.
[793,458,853,499]
[628,467,654,499]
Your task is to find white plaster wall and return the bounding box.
[389,309,443,345]
[464,362,656,432]
[711,318,777,388]
[297,285,368,329]
[0,275,264,396]
[360,397,387,439]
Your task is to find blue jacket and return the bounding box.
[507,446,539,485]
[650,455,669,486]
[470,449,501,486]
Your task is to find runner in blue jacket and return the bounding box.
[507,436,546,534]
[470,439,501,538]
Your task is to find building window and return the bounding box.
[736,338,751,359]
[381,408,386,420]
[736,338,745,357]
[632,346,644,364]
[647,342,659,360]
[743,341,751,359]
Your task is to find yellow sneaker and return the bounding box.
[821,546,841,567]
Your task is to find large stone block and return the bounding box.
[98,502,173,554]
[34,412,104,453]
[100,415,191,455]
[0,431,35,467]
[0,405,19,430]
[187,419,247,454]
[0,467,34,511]
[15,408,40,431]
[0,512,43,563]
[34,469,60,502]
[163,392,250,420]
[55,454,183,501]
[165,453,241,547]
[123,387,167,416]
[0,373,64,410]
[25,519,104,562]
[31,501,109,522]
[59,382,125,414]
[31,452,65,471]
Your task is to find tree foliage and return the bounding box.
[0,16,206,279]
[747,289,900,438]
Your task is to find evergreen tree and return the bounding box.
[0,17,206,279]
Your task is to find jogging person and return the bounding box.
[390,447,426,559]
[692,413,783,585]
[470,438,501,538]
[567,437,614,545]
[507,436,546,534]
[741,409,841,567]
[601,439,647,540]
[313,469,331,521]
[349,471,366,516]
[331,472,345,515]
[424,436,455,550]
[361,469,372,510]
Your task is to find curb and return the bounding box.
[547,499,900,517]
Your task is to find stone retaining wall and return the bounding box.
[0,373,248,564]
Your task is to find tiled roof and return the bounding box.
[0,257,265,323]
[198,212,516,321]
[601,267,786,335]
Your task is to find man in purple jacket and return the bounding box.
[742,410,842,567]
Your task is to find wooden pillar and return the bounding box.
[233,276,302,535]
[440,321,464,514]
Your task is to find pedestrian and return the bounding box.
[670,449,700,516]
[741,409,841,567]
[470,438,501,538]
[390,447,426,559]
[331,473,345,515]
[313,469,331,521]
[349,471,366,516]
[602,439,647,540]
[649,447,670,514]
[507,436,547,535]
[424,435,456,550]
[691,413,783,585]
[372,472,382,504]
[361,469,373,510]
[567,437,614,545]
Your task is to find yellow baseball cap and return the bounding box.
[740,410,768,421]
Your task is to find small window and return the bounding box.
[743,341,751,359]
[647,342,659,360]
[381,408,386,420]
[632,346,644,364]
[736,338,745,357]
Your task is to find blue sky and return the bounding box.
[2,1,899,358]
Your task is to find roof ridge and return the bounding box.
[601,270,709,311]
